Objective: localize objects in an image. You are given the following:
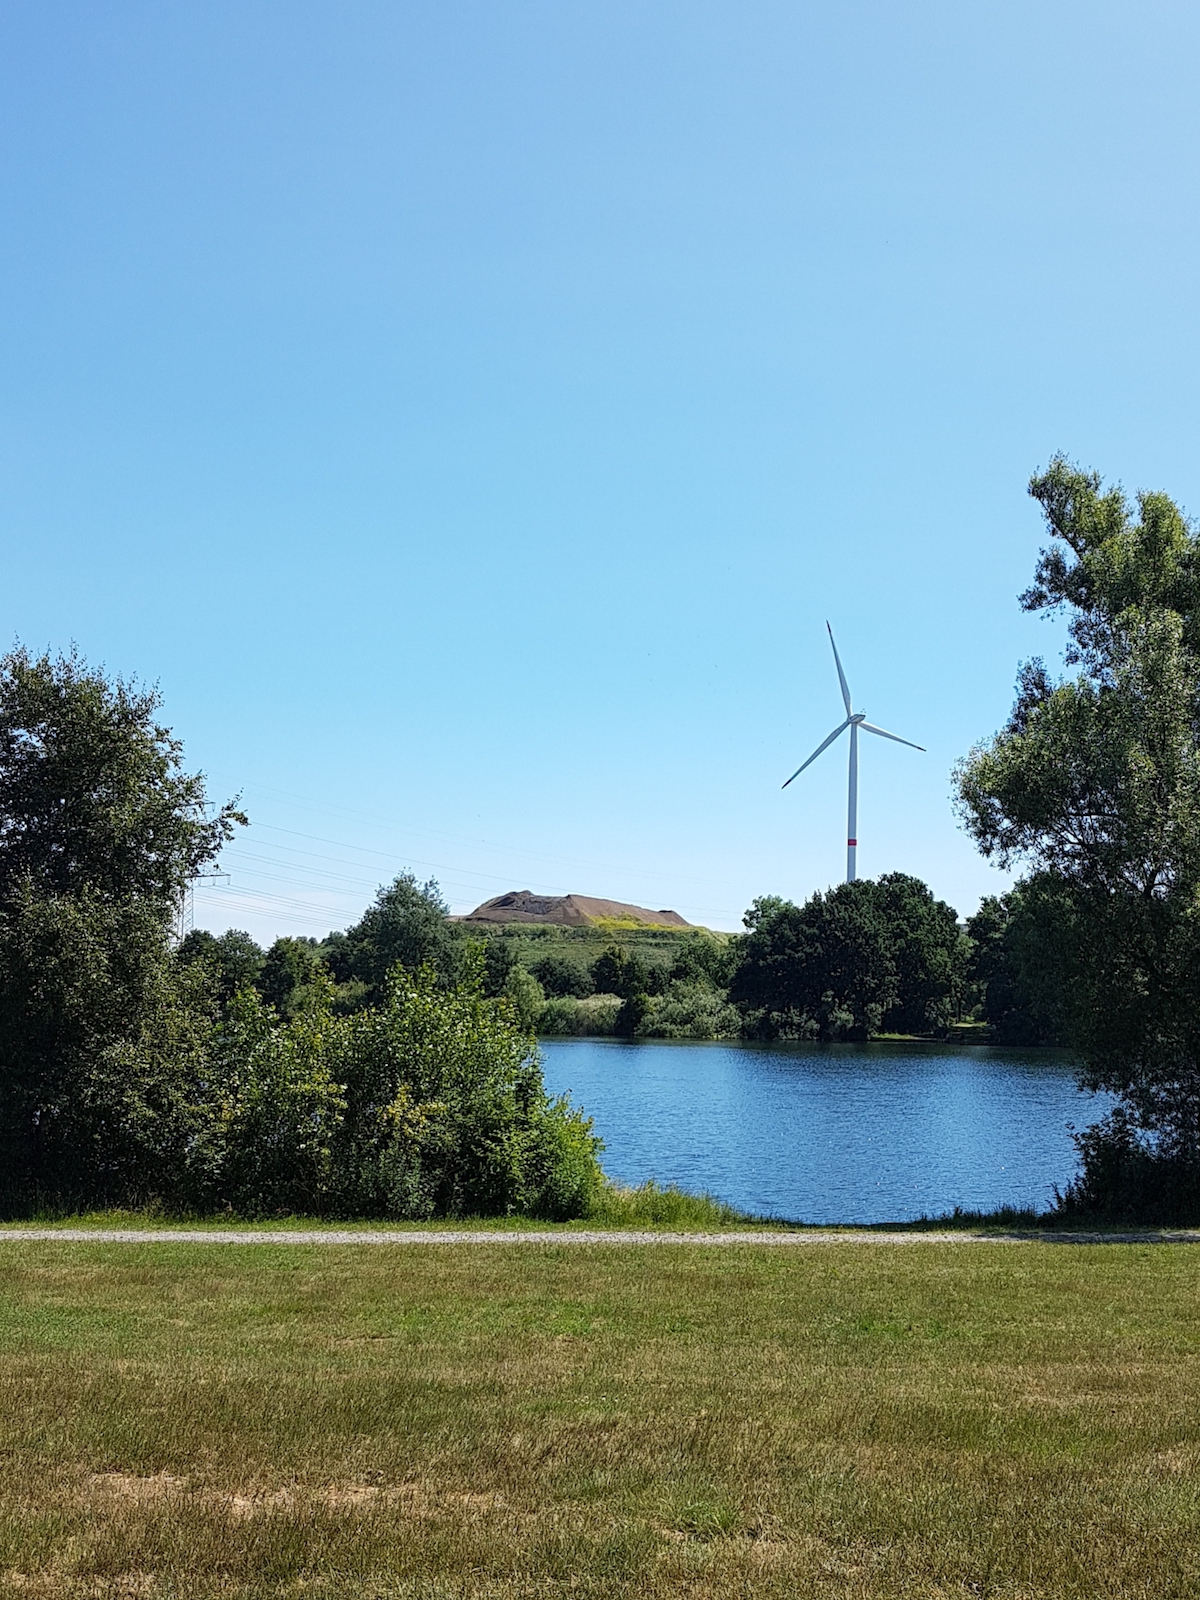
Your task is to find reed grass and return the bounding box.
[0,1238,1197,1596]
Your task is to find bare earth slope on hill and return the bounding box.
[462,890,691,928]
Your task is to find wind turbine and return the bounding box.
[782,623,925,884]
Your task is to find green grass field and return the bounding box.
[1,1239,1197,1598]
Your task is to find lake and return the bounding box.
[539,1038,1111,1224]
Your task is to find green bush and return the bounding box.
[190,964,603,1221]
[500,966,544,1033]
[189,980,343,1215]
[537,993,623,1037]
[1055,1109,1200,1226]
[636,981,741,1040]
[529,952,594,998]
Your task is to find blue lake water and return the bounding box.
[539,1038,1112,1224]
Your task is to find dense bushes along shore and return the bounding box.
[0,649,601,1219]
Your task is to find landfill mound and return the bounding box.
[462,891,691,929]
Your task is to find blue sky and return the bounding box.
[3,1,1199,938]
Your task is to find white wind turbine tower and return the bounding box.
[782,623,925,884]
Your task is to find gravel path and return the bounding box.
[0,1227,1196,1246]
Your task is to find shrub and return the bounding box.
[530,953,594,998]
[1055,1108,1200,1226]
[258,936,325,1016]
[183,964,603,1221]
[636,982,741,1041]
[189,980,344,1215]
[537,993,623,1037]
[328,963,599,1218]
[500,966,545,1033]
[592,945,653,998]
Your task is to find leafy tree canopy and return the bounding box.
[871,873,968,1035]
[730,887,896,1040]
[0,646,242,909]
[729,875,965,1041]
[957,458,1200,1189]
[0,647,240,1209]
[258,935,324,1016]
[667,931,736,990]
[529,952,594,998]
[591,945,652,1000]
[339,874,461,996]
[965,888,1063,1046]
[178,928,265,1005]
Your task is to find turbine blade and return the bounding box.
[827,622,853,716]
[782,719,851,787]
[859,720,925,752]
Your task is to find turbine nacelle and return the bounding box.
[781,624,924,883]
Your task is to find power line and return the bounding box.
[207,773,728,890]
[233,824,739,918]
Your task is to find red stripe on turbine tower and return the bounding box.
[848,839,856,846]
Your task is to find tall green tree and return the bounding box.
[730,877,964,1041]
[178,928,265,1005]
[965,888,1063,1045]
[730,887,897,1040]
[957,459,1200,1210]
[258,936,324,1015]
[339,874,461,1000]
[0,646,240,904]
[529,951,594,998]
[872,873,968,1034]
[591,945,651,1000]
[0,647,242,1208]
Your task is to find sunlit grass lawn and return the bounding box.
[0,1240,1197,1597]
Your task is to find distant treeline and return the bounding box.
[183,869,1059,1047]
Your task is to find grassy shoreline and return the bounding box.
[2,1201,1195,1239]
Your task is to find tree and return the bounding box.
[480,937,519,997]
[871,873,968,1034]
[178,928,265,1005]
[499,965,545,1034]
[529,952,594,998]
[0,647,241,1209]
[667,932,736,990]
[729,888,897,1040]
[0,646,241,906]
[591,945,651,1000]
[339,874,461,998]
[258,936,324,1015]
[728,877,964,1040]
[965,889,1063,1045]
[956,458,1200,1214]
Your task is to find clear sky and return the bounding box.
[3,1,1199,939]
